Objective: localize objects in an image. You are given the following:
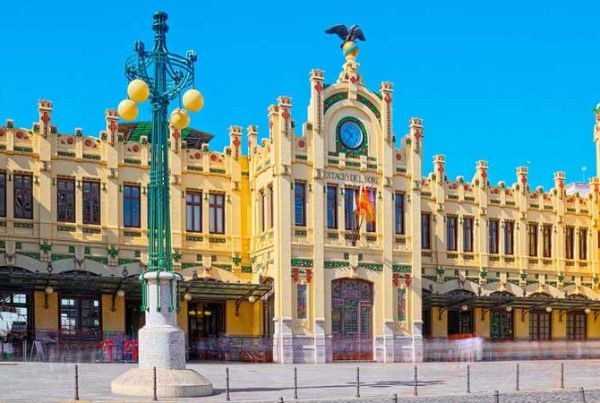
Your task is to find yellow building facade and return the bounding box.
[1,50,600,363]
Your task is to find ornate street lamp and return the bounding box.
[111,12,212,398]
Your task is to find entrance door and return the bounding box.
[187,301,225,360]
[331,279,373,361]
[125,299,145,338]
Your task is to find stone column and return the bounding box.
[111,271,213,397]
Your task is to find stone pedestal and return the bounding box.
[111,271,213,398]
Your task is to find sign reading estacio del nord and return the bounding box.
[321,169,379,185]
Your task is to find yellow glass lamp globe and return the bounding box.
[127,79,150,103]
[170,108,190,130]
[118,99,139,121]
[182,89,204,112]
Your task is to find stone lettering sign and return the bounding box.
[322,170,379,185]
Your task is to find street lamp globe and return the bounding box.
[182,89,204,112]
[127,79,150,103]
[118,99,138,121]
[170,108,190,129]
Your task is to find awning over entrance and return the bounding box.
[0,263,271,302]
[423,290,600,314]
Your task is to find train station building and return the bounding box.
[1,47,599,363]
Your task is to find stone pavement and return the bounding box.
[1,360,600,402]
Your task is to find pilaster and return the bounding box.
[104,110,120,246]
[169,126,183,257]
[37,100,53,241]
[474,161,489,272]
[271,97,294,363]
[309,69,327,363]
[516,166,529,272]
[407,117,423,361]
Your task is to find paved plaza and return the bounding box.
[1,359,600,402]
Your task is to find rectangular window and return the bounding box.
[463,217,473,252]
[344,188,357,231]
[566,226,575,259]
[567,311,586,340]
[82,181,101,225]
[527,223,538,257]
[488,219,499,254]
[13,174,33,219]
[421,213,431,249]
[0,173,6,217]
[365,189,376,233]
[543,224,552,258]
[260,190,266,232]
[123,185,140,228]
[296,284,307,320]
[60,296,101,340]
[186,191,202,232]
[394,193,405,235]
[504,221,514,255]
[446,215,457,251]
[294,182,306,226]
[209,193,225,234]
[529,310,551,341]
[326,185,337,229]
[397,288,407,321]
[268,186,274,229]
[579,228,588,260]
[490,310,513,340]
[57,178,76,223]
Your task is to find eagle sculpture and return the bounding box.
[325,24,366,46]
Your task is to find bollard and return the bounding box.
[516,363,520,392]
[293,366,298,400]
[414,365,418,396]
[392,393,398,403]
[22,340,27,362]
[355,366,360,398]
[153,366,157,401]
[560,362,564,389]
[494,390,499,403]
[226,367,230,401]
[74,364,79,401]
[278,397,284,403]
[466,364,470,394]
[581,387,586,403]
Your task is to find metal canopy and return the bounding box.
[423,291,600,311]
[0,267,271,301]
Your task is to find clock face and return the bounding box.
[338,120,364,150]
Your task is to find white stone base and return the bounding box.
[111,368,213,398]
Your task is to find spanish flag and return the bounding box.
[355,186,375,221]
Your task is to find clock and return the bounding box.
[338,119,364,150]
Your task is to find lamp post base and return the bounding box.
[111,368,213,398]
[111,271,213,397]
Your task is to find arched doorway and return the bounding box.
[331,279,373,361]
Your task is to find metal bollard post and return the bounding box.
[74,364,79,401]
[392,393,398,403]
[153,366,157,401]
[293,366,298,400]
[516,363,520,392]
[23,340,27,361]
[494,390,499,403]
[466,364,470,393]
[581,387,586,403]
[414,365,418,396]
[561,362,564,389]
[355,366,360,398]
[226,367,230,401]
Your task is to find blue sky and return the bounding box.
[1,0,599,188]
